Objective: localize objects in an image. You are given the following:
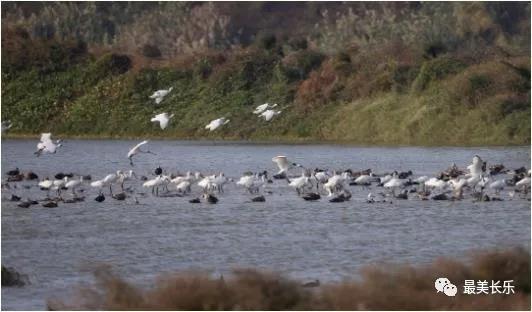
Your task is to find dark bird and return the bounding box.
[94,194,105,202]
[432,193,449,200]
[10,194,21,202]
[251,195,266,202]
[24,171,38,180]
[302,192,321,201]
[154,166,163,175]
[204,193,218,204]
[17,202,31,208]
[112,192,126,200]
[42,201,58,208]
[189,198,201,203]
[7,175,23,182]
[6,168,20,176]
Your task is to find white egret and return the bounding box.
[149,87,173,104]
[259,109,282,121]
[35,133,62,156]
[272,156,303,178]
[65,176,84,196]
[287,170,313,195]
[253,103,277,115]
[127,140,156,166]
[151,112,174,130]
[205,117,230,131]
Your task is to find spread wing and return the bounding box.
[128,140,148,157]
[272,156,289,172]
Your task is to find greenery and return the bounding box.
[1,2,530,145]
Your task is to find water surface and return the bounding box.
[1,139,530,310]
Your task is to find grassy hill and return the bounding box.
[1,2,530,145]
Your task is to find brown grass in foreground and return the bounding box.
[47,247,530,310]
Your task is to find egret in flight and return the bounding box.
[272,156,304,178]
[151,112,174,130]
[149,87,173,104]
[35,133,62,157]
[259,109,282,121]
[205,117,230,131]
[253,103,277,115]
[127,140,156,166]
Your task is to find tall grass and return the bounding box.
[47,247,530,310]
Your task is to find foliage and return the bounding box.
[1,2,530,145]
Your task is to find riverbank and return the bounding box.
[3,132,531,148]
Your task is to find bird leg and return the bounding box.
[109,185,113,196]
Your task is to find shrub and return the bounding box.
[412,56,467,92]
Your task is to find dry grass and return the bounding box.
[47,247,530,310]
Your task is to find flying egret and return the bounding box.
[272,156,304,178]
[253,103,278,114]
[35,133,62,156]
[149,87,173,104]
[205,117,230,131]
[127,140,156,166]
[151,112,174,130]
[259,109,282,121]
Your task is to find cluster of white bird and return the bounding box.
[14,152,529,207]
[147,86,283,132]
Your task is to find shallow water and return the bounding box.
[1,139,530,310]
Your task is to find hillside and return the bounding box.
[1,2,530,145]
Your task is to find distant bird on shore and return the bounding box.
[205,117,230,131]
[253,103,278,115]
[151,112,174,130]
[35,133,62,157]
[149,87,173,104]
[259,109,282,121]
[127,140,156,166]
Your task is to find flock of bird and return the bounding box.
[146,87,282,132]
[2,87,530,208]
[2,149,531,208]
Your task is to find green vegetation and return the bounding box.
[1,2,530,145]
